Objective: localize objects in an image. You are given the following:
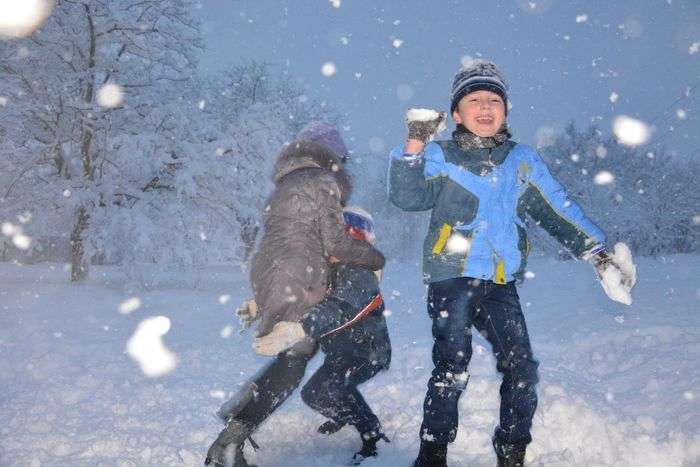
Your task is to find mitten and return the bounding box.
[405,108,447,143]
[253,321,306,356]
[235,299,258,331]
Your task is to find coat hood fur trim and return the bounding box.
[273,140,352,203]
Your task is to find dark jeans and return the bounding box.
[420,277,539,452]
[301,354,383,434]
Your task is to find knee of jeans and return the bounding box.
[504,356,539,386]
[433,369,470,391]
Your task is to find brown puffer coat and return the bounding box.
[250,140,385,337]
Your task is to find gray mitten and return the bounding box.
[235,299,258,332]
[405,108,447,143]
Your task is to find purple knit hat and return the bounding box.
[296,121,350,162]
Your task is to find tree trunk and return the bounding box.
[70,206,90,282]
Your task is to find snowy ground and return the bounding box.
[1,255,699,466]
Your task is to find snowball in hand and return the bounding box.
[405,108,447,134]
[598,243,637,306]
[126,316,178,377]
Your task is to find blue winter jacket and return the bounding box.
[388,139,606,284]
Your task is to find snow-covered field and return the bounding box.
[1,255,699,466]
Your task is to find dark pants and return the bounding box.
[420,277,539,452]
[301,354,383,434]
[235,345,317,429]
[235,342,384,436]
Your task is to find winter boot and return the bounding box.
[318,419,346,435]
[497,450,525,467]
[205,419,255,467]
[350,431,390,465]
[412,440,448,467]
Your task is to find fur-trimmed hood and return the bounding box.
[273,139,352,204]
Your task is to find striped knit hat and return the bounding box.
[450,59,508,113]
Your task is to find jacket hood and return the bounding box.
[273,139,352,203]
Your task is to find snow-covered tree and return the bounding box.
[0,0,202,281]
[538,123,700,256]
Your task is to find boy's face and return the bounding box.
[452,90,506,138]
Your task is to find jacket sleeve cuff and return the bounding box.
[582,243,606,261]
[390,145,423,162]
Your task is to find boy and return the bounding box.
[388,59,635,467]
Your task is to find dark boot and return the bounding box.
[497,450,525,467]
[350,431,390,465]
[205,419,255,467]
[318,419,346,435]
[412,440,447,467]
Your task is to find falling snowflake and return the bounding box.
[209,389,226,399]
[218,295,231,305]
[594,171,615,185]
[321,62,337,77]
[0,0,53,39]
[445,233,472,254]
[329,0,341,8]
[609,92,619,103]
[612,115,651,146]
[119,297,142,315]
[126,316,178,378]
[576,14,588,23]
[689,42,700,55]
[12,234,31,250]
[392,38,403,48]
[97,83,124,109]
[676,108,687,120]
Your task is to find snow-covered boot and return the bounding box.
[412,440,447,467]
[350,431,389,465]
[497,450,525,467]
[205,419,255,467]
[318,419,346,435]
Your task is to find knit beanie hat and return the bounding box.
[450,59,508,113]
[343,206,375,245]
[296,121,350,163]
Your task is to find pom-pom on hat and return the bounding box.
[450,59,508,113]
[296,121,350,163]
